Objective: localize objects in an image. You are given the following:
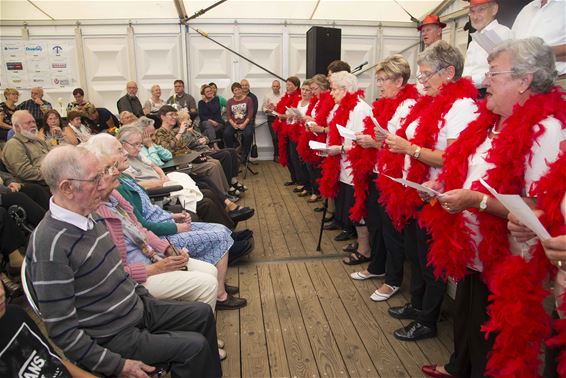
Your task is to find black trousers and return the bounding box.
[287,140,309,188]
[405,218,446,328]
[334,182,355,233]
[445,271,495,377]
[101,296,221,378]
[1,183,49,226]
[209,148,239,184]
[267,115,278,157]
[544,310,560,378]
[366,178,386,276]
[0,207,26,259]
[305,162,321,195]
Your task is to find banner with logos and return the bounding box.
[1,40,74,89]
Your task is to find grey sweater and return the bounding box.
[26,212,145,376]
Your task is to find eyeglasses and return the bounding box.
[66,161,119,185]
[484,70,514,80]
[123,140,142,149]
[416,68,445,83]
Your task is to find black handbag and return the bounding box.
[250,123,258,158]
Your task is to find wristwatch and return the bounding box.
[479,194,488,212]
[412,146,422,159]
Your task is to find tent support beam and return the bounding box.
[309,0,321,20]
[26,0,55,21]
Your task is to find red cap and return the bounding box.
[469,0,495,6]
[417,15,447,31]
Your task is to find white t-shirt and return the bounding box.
[297,101,310,116]
[463,115,566,272]
[512,0,566,75]
[463,20,513,88]
[402,98,479,181]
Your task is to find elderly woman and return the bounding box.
[349,55,419,297]
[319,71,373,247]
[119,110,137,126]
[63,110,91,145]
[85,133,248,310]
[377,41,479,343]
[0,88,19,142]
[198,84,225,147]
[143,84,166,115]
[273,77,302,184]
[38,109,73,146]
[419,38,565,377]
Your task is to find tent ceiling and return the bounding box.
[1,0,444,23]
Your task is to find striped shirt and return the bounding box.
[26,211,145,376]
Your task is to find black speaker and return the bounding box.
[306,26,341,78]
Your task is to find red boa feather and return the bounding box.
[418,87,566,377]
[272,90,301,166]
[297,91,334,164]
[348,84,419,221]
[318,89,365,199]
[377,78,478,230]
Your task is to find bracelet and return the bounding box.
[412,145,422,159]
[478,194,488,212]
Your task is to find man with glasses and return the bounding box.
[26,145,221,377]
[167,80,198,120]
[117,81,144,118]
[3,110,51,188]
[462,0,512,95]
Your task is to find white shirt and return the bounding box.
[262,92,283,113]
[403,98,478,181]
[463,20,513,88]
[512,0,566,75]
[463,115,566,272]
[297,101,310,116]
[50,197,95,231]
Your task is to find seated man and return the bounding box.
[16,87,52,126]
[27,145,222,377]
[117,81,144,117]
[167,79,198,120]
[2,110,50,187]
[83,103,119,134]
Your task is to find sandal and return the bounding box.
[370,284,400,302]
[342,242,358,253]
[342,251,371,265]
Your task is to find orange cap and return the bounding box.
[469,0,495,6]
[417,14,447,31]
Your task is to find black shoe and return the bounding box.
[314,207,325,212]
[228,238,255,266]
[231,229,254,241]
[334,230,356,241]
[226,194,240,203]
[394,321,437,341]
[228,207,254,222]
[225,283,239,295]
[284,181,295,186]
[234,182,248,192]
[323,221,340,231]
[216,294,247,310]
[388,303,422,320]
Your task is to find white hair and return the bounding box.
[330,71,358,92]
[41,145,93,192]
[81,133,121,159]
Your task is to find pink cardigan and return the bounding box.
[96,190,169,283]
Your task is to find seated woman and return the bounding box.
[224,82,254,159]
[38,109,74,146]
[143,84,166,128]
[198,84,225,147]
[64,110,91,145]
[119,110,137,126]
[84,133,249,310]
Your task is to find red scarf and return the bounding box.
[419,87,566,377]
[318,89,365,199]
[272,89,301,166]
[538,153,566,377]
[297,91,334,164]
[348,84,419,221]
[376,78,478,230]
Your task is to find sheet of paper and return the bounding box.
[336,124,357,140]
[480,178,551,240]
[383,174,442,197]
[286,107,302,116]
[309,140,327,151]
[370,116,389,136]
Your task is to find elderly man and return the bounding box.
[16,87,52,126]
[167,79,198,120]
[240,79,258,125]
[418,14,445,47]
[27,145,221,377]
[262,80,282,161]
[2,110,50,186]
[463,0,512,92]
[117,81,144,117]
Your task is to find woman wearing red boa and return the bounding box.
[348,55,419,284]
[376,41,479,342]
[272,76,301,180]
[419,38,566,378]
[319,71,372,245]
[297,74,333,203]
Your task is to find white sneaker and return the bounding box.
[350,271,385,280]
[370,284,399,302]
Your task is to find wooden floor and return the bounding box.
[217,161,454,378]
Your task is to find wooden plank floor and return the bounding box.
[218,161,454,378]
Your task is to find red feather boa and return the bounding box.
[419,87,566,377]
[348,84,419,221]
[318,89,365,199]
[534,152,566,376]
[297,91,334,164]
[272,90,301,166]
[376,78,478,230]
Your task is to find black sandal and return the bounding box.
[342,251,371,265]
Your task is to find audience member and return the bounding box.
[241,79,258,125]
[225,82,254,160]
[16,87,52,126]
[167,79,198,120]
[64,110,92,145]
[143,84,166,115]
[198,84,225,146]
[38,109,73,146]
[262,80,282,161]
[209,82,227,113]
[2,110,50,186]
[66,87,92,113]
[28,145,222,377]
[463,0,512,92]
[119,110,138,125]
[0,88,19,142]
[83,103,119,133]
[117,81,144,117]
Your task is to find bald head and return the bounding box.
[240,79,250,94]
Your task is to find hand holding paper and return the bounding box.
[371,116,389,136]
[309,140,328,151]
[336,124,357,140]
[383,174,442,197]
